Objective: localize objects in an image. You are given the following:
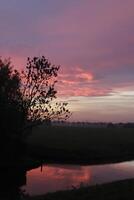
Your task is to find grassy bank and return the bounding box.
[28,178,134,200]
[26,126,134,164]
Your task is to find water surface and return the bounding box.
[24,161,134,195]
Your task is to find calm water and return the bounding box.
[23,161,134,195]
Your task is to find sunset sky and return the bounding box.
[0,0,134,122]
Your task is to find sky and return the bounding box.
[0,0,134,122]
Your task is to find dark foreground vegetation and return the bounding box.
[0,56,70,166]
[28,178,134,200]
[1,125,134,199]
[0,56,70,200]
[27,125,134,164]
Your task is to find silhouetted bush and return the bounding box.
[0,57,70,161]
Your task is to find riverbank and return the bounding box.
[28,178,134,200]
[26,126,134,165]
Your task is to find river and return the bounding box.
[23,160,134,195]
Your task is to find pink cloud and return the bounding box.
[56,66,112,97]
[0,0,134,100]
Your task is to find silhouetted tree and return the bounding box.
[0,56,70,159]
[0,59,25,159]
[21,56,70,132]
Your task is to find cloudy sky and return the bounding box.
[0,0,134,122]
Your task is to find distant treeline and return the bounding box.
[51,121,134,128]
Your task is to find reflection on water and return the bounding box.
[24,165,91,195]
[1,161,134,199]
[24,161,134,195]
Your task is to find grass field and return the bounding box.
[26,125,134,164]
[25,126,134,199]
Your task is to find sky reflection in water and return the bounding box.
[24,161,134,195]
